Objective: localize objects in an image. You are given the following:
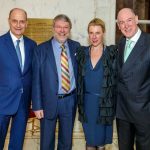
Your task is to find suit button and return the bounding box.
[20,88,23,93]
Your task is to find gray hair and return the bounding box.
[53,14,72,29]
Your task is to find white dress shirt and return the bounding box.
[10,31,25,70]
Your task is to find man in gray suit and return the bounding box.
[116,8,150,150]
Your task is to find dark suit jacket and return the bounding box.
[32,37,80,119]
[116,32,150,124]
[0,32,36,115]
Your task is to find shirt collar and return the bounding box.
[127,28,141,43]
[9,31,23,43]
[52,37,68,50]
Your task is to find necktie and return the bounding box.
[16,40,22,70]
[124,39,133,62]
[60,44,70,93]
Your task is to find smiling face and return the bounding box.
[8,8,27,39]
[88,25,104,47]
[117,8,138,38]
[53,19,71,44]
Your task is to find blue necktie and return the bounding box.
[16,40,22,70]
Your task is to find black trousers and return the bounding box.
[116,118,150,150]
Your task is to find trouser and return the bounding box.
[116,118,150,150]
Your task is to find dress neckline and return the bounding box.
[88,45,105,70]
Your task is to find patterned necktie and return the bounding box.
[16,40,22,70]
[124,39,133,62]
[60,44,70,93]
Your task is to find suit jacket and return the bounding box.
[0,32,36,115]
[116,32,150,124]
[32,37,80,119]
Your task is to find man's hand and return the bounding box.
[34,110,44,119]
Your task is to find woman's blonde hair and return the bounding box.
[87,18,105,33]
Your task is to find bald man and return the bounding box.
[0,8,36,149]
[116,8,150,150]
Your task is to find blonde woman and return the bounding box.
[77,18,117,150]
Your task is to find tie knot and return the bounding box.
[16,40,20,45]
[61,44,65,49]
[126,39,133,48]
[61,44,67,53]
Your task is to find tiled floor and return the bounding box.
[5,135,118,150]
[4,118,119,150]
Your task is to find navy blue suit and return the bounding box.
[0,32,36,150]
[32,37,80,150]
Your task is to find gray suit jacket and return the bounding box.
[116,32,150,124]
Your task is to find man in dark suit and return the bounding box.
[32,14,80,150]
[116,8,150,150]
[0,8,36,149]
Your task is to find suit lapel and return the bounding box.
[122,33,145,72]
[4,32,21,71]
[23,36,30,73]
[118,37,126,69]
[46,39,58,74]
[68,40,75,67]
[67,40,77,76]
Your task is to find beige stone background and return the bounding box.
[1,0,117,149]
